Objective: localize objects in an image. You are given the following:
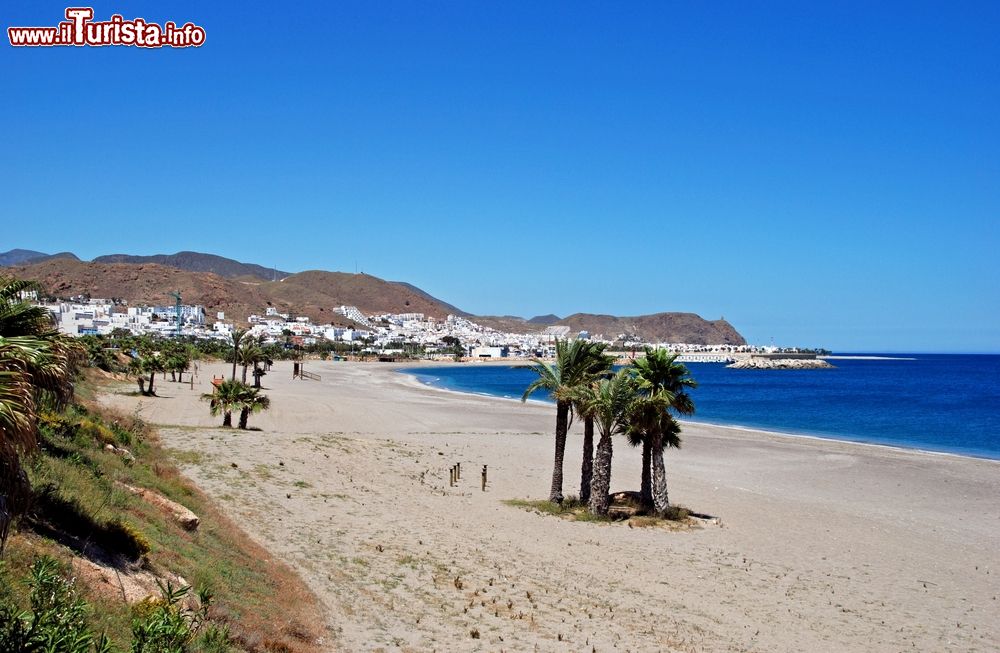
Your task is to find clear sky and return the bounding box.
[3,1,998,352]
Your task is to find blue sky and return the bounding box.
[2,1,998,352]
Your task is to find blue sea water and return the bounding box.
[405,354,1000,460]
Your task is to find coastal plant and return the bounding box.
[0,276,81,553]
[228,329,247,381]
[0,556,111,653]
[577,370,638,515]
[628,348,697,513]
[201,380,244,428]
[521,339,607,503]
[236,385,270,430]
[570,344,615,504]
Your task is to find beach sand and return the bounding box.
[101,361,1000,652]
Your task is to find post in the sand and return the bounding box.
[457,462,461,480]
[481,465,487,491]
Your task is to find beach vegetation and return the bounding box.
[521,339,611,504]
[520,343,700,521]
[200,380,244,428]
[0,275,82,553]
[574,369,638,515]
[628,348,696,513]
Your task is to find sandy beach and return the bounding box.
[101,360,1000,652]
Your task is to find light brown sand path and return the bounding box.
[100,361,1000,652]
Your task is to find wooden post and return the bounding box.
[456,462,461,480]
[449,466,455,487]
[481,465,487,492]
[190,377,194,390]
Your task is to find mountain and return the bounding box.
[92,252,290,281]
[0,249,79,266]
[4,256,748,344]
[475,312,745,346]
[390,281,469,317]
[2,260,462,325]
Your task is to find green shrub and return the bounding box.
[0,556,111,653]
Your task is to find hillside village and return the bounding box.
[34,294,778,360]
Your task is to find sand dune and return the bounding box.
[101,361,1000,652]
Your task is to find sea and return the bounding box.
[405,354,1000,460]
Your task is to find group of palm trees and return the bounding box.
[522,339,696,518]
[0,277,81,551]
[200,328,271,430]
[127,341,195,396]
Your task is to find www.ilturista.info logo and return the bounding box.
[8,7,205,48]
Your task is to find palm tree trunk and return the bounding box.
[640,438,652,510]
[253,364,261,388]
[241,364,248,384]
[231,357,237,381]
[549,401,569,504]
[588,433,613,515]
[223,410,232,427]
[651,433,670,513]
[238,407,249,430]
[170,371,176,382]
[147,371,156,396]
[580,416,594,504]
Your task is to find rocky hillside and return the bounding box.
[5,257,748,344]
[3,259,462,324]
[93,251,291,281]
[476,312,746,346]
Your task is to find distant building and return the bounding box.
[470,345,508,358]
[152,304,206,325]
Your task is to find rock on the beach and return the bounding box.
[727,358,835,370]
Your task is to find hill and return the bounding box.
[3,259,463,325]
[476,312,746,345]
[0,249,79,266]
[5,258,747,344]
[93,251,290,281]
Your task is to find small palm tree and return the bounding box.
[522,339,604,504]
[229,328,248,381]
[577,370,638,515]
[201,379,244,427]
[572,343,615,504]
[141,354,165,397]
[237,385,270,430]
[237,337,262,385]
[629,348,697,514]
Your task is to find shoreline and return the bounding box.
[397,362,1000,463]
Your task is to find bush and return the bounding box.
[0,556,111,653]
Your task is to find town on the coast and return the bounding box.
[32,294,826,363]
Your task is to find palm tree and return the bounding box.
[522,339,603,504]
[572,343,615,504]
[229,328,248,381]
[142,354,165,397]
[629,348,697,514]
[0,277,80,552]
[201,379,243,427]
[237,337,262,385]
[577,370,638,515]
[127,356,146,394]
[237,385,270,430]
